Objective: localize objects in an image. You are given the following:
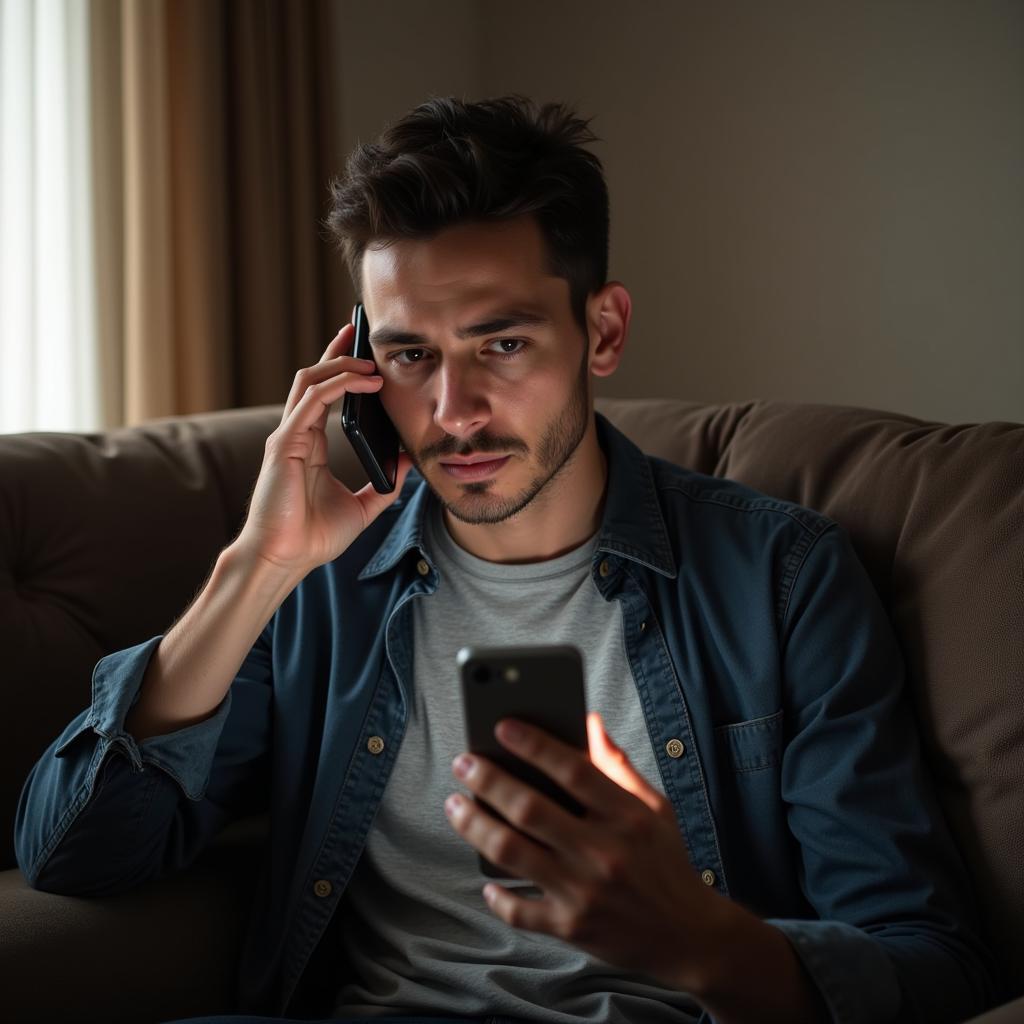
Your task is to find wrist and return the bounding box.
[222,539,309,591]
[684,892,750,998]
[689,901,829,1024]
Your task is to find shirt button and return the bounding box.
[416,558,430,576]
[700,869,716,887]
[367,736,385,755]
[313,879,333,898]
[666,738,685,758]
[598,559,611,577]
[639,620,647,632]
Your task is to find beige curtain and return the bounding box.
[89,0,348,428]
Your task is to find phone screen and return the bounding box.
[340,303,401,493]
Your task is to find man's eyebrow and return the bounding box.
[368,311,552,348]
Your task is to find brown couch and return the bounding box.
[1,397,1021,1023]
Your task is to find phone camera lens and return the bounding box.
[472,664,491,685]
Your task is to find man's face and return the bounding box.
[361,215,592,525]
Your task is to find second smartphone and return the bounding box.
[458,644,589,879]
[340,303,402,493]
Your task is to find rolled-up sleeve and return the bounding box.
[53,635,234,798]
[14,625,272,895]
[770,525,996,1023]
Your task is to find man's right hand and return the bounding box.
[232,322,413,579]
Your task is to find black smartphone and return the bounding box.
[340,303,401,494]
[458,644,588,879]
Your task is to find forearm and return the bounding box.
[124,542,302,741]
[693,902,830,1024]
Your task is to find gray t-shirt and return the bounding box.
[333,501,701,1022]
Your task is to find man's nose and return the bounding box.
[433,359,490,440]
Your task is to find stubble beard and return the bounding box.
[408,349,592,526]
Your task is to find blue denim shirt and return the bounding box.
[15,414,995,1023]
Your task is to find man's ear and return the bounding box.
[586,282,631,378]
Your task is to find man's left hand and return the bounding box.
[444,711,738,993]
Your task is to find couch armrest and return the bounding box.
[0,815,267,1024]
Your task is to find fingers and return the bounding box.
[481,883,555,935]
[283,368,383,442]
[451,751,588,855]
[490,718,634,819]
[350,450,415,524]
[443,789,569,894]
[307,326,355,437]
[318,323,353,364]
[281,324,377,422]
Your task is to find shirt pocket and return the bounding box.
[715,709,783,773]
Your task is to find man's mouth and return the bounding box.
[438,454,511,481]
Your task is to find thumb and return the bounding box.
[587,711,665,814]
[354,451,415,524]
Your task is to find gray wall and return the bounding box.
[333,0,1023,424]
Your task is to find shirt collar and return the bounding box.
[357,471,435,580]
[593,412,677,578]
[357,412,677,581]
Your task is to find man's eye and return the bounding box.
[390,348,428,365]
[489,338,526,358]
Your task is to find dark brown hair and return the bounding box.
[322,94,609,335]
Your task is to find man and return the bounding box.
[15,95,994,1024]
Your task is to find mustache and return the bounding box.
[418,431,529,461]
